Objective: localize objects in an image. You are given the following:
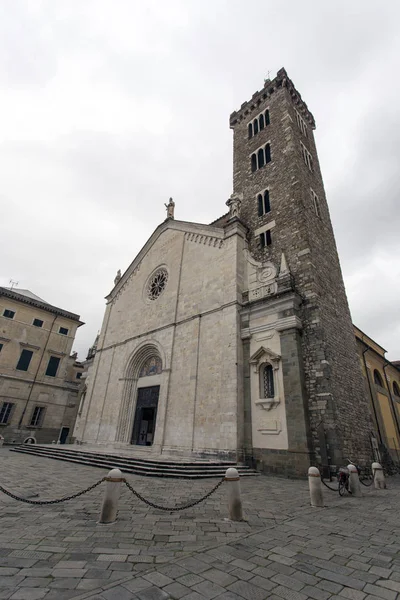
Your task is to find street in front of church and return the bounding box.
[1,448,400,600]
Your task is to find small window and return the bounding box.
[262,364,275,398]
[257,190,271,216]
[265,109,270,126]
[257,194,263,217]
[259,113,265,130]
[260,230,272,248]
[76,372,82,380]
[45,356,61,377]
[16,349,33,372]
[33,319,43,328]
[310,189,321,218]
[0,343,3,353]
[29,406,45,427]
[0,402,14,425]
[301,142,312,171]
[393,382,400,397]
[265,144,271,163]
[257,147,265,169]
[3,309,15,319]
[373,369,384,387]
[251,153,257,172]
[248,123,253,139]
[253,119,259,135]
[59,327,69,336]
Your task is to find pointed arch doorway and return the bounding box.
[130,355,162,447]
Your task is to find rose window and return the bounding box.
[147,269,168,300]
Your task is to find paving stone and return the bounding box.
[102,585,140,600]
[339,589,367,599]
[54,561,87,569]
[249,575,277,591]
[272,585,308,600]
[122,577,152,593]
[51,568,88,578]
[271,574,305,592]
[317,580,343,594]
[301,586,331,600]
[10,590,49,600]
[144,572,174,588]
[363,583,397,600]
[192,580,226,599]
[18,579,50,588]
[179,593,205,600]
[163,582,191,599]
[376,580,400,592]
[49,578,79,589]
[368,566,392,578]
[177,574,205,587]
[202,569,237,587]
[316,570,365,591]
[0,568,19,576]
[97,554,127,562]
[227,580,270,600]
[136,587,171,600]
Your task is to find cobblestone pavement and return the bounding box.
[1,449,400,599]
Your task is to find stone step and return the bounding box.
[11,445,259,479]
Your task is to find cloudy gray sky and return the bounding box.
[1,0,399,361]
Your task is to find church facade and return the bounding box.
[74,69,375,475]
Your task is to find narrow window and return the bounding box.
[248,123,253,139]
[310,189,320,218]
[260,232,265,248]
[373,369,384,387]
[0,402,14,425]
[3,309,15,319]
[259,114,265,130]
[394,382,400,397]
[16,349,33,372]
[251,153,257,172]
[76,372,82,380]
[45,356,61,377]
[265,143,271,163]
[0,343,3,353]
[59,327,69,336]
[33,319,43,328]
[253,119,259,135]
[262,364,275,398]
[265,109,270,125]
[257,194,263,217]
[260,230,272,248]
[257,147,265,169]
[263,190,271,213]
[29,406,45,427]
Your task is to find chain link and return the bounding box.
[0,478,104,505]
[124,477,225,511]
[320,478,339,492]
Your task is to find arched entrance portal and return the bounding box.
[131,356,162,446]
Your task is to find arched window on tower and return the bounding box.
[259,113,265,130]
[263,190,270,213]
[265,109,270,125]
[248,123,253,139]
[254,119,259,135]
[257,194,263,216]
[257,147,265,169]
[251,153,257,172]
[265,143,271,163]
[373,369,384,387]
[393,381,400,398]
[261,364,275,399]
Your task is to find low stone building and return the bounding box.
[355,326,400,463]
[0,287,84,444]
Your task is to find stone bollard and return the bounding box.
[372,462,386,489]
[348,464,362,497]
[225,467,243,521]
[308,467,324,507]
[0,436,4,448]
[99,468,124,524]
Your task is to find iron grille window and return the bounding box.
[59,327,69,335]
[45,356,60,377]
[30,406,45,427]
[263,364,275,398]
[33,319,43,327]
[0,402,13,425]
[16,349,33,371]
[3,309,15,319]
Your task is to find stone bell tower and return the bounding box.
[230,68,373,470]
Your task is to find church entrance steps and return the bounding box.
[10,444,259,479]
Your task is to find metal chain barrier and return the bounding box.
[124,477,225,511]
[320,478,339,492]
[360,470,375,487]
[0,478,104,505]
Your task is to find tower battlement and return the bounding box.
[230,68,316,129]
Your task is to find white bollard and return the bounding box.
[225,467,243,521]
[348,464,362,497]
[99,468,124,524]
[372,462,386,489]
[0,436,4,448]
[308,467,324,507]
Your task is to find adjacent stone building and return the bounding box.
[74,69,378,475]
[0,287,84,444]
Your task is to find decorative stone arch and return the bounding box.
[116,341,167,444]
[250,346,281,410]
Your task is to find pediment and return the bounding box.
[249,346,281,373]
[107,219,225,302]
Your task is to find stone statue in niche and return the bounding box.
[226,193,242,219]
[114,269,121,285]
[165,198,175,219]
[139,356,162,378]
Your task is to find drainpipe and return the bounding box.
[18,314,58,430]
[362,347,382,444]
[383,362,400,439]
